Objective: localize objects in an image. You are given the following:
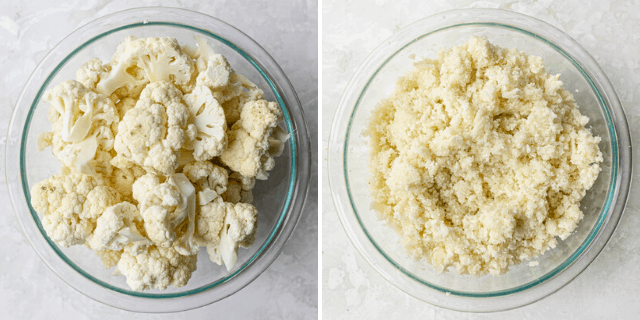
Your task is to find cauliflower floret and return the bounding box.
[189,36,266,125]
[207,202,257,271]
[193,36,232,90]
[81,185,121,221]
[30,173,106,247]
[76,58,108,90]
[196,53,232,89]
[114,81,192,175]
[132,173,197,255]
[218,73,265,125]
[183,86,228,161]
[116,245,197,291]
[195,44,232,91]
[39,80,119,175]
[96,36,195,96]
[182,161,228,206]
[195,197,226,250]
[87,202,151,255]
[220,100,283,179]
[169,173,198,256]
[222,172,254,204]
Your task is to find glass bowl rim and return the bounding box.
[328,8,632,312]
[7,6,310,309]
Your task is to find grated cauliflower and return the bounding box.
[366,36,603,276]
[33,35,287,291]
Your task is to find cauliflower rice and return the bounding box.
[366,36,602,276]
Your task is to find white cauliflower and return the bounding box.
[132,173,197,255]
[220,100,283,179]
[87,202,151,255]
[218,73,266,125]
[33,35,285,291]
[81,185,121,221]
[190,36,264,125]
[194,36,233,90]
[76,58,108,90]
[183,85,228,161]
[116,245,197,291]
[30,173,106,247]
[195,197,226,253]
[39,80,119,175]
[169,173,198,256]
[114,81,192,175]
[207,202,258,271]
[182,161,228,206]
[96,36,195,96]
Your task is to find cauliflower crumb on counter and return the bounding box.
[31,35,289,291]
[366,36,602,276]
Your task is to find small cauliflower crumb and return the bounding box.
[366,36,602,276]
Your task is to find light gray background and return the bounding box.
[0,0,317,319]
[322,0,639,319]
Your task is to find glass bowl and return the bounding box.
[6,7,310,313]
[328,9,631,312]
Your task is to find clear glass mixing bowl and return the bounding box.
[328,9,631,312]
[6,7,310,313]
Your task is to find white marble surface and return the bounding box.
[322,0,640,318]
[0,0,317,318]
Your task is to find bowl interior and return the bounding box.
[22,23,293,295]
[344,24,615,295]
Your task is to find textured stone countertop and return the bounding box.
[322,0,639,319]
[0,0,317,319]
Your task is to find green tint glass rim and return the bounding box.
[20,21,297,298]
[344,22,618,298]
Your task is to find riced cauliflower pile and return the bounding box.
[32,36,287,291]
[366,36,603,276]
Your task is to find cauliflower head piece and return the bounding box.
[206,201,258,271]
[96,36,195,97]
[114,81,192,175]
[39,80,119,175]
[31,173,107,247]
[132,173,197,255]
[220,99,284,179]
[183,85,228,161]
[88,202,152,255]
[116,245,197,291]
[182,161,228,206]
